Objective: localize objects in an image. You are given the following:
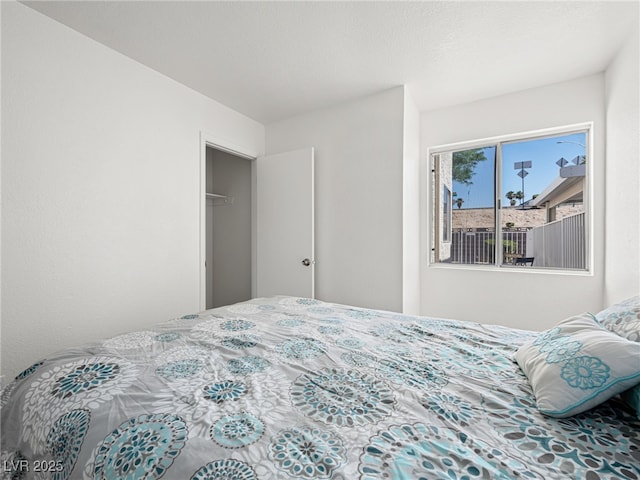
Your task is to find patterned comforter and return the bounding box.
[1,296,639,479]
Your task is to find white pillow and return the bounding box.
[515,313,640,418]
[595,294,640,342]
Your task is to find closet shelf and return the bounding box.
[206,192,234,206]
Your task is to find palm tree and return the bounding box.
[505,191,516,206]
[515,191,524,207]
[455,198,464,209]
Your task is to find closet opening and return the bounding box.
[205,146,253,309]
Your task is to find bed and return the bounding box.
[1,295,639,479]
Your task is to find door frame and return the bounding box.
[199,131,258,311]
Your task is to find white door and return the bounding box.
[256,147,314,298]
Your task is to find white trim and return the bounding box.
[428,122,593,155]
[309,148,316,299]
[585,126,594,273]
[428,262,593,277]
[495,144,503,265]
[199,131,257,311]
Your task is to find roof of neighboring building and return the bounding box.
[529,165,585,209]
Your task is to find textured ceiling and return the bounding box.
[23,1,639,124]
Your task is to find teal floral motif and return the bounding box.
[155,333,181,342]
[359,423,534,480]
[561,356,610,389]
[346,309,378,320]
[403,323,438,341]
[296,298,320,306]
[450,332,498,351]
[51,362,120,399]
[92,413,187,480]
[538,336,569,353]
[269,425,347,479]
[341,351,378,369]
[156,359,203,380]
[601,309,640,342]
[226,356,271,375]
[545,338,583,364]
[368,323,415,343]
[318,326,343,335]
[46,409,91,480]
[420,393,476,427]
[203,380,247,404]
[376,344,412,357]
[533,327,561,347]
[377,358,448,389]
[220,319,255,331]
[553,406,640,475]
[291,368,395,427]
[278,317,306,327]
[276,338,326,360]
[220,334,259,350]
[391,313,422,322]
[488,394,640,479]
[336,337,365,350]
[15,361,44,381]
[430,346,499,380]
[307,307,333,314]
[190,459,257,480]
[210,412,264,449]
[416,318,466,331]
[318,316,344,324]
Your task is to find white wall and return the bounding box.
[420,74,606,330]
[1,3,264,379]
[604,25,640,304]
[266,88,405,312]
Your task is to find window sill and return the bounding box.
[427,262,593,277]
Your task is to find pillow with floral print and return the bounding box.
[595,295,640,342]
[515,312,640,418]
[595,295,640,417]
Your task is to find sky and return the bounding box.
[452,131,587,209]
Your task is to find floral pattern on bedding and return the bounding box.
[1,296,638,479]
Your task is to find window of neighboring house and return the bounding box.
[430,125,590,271]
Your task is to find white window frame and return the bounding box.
[427,122,593,274]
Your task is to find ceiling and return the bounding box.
[23,1,638,124]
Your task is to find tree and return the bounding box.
[455,198,464,209]
[514,191,524,204]
[505,191,516,206]
[452,149,487,186]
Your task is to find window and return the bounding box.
[430,126,590,271]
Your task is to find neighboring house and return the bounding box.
[530,163,586,223]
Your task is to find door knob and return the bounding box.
[301,258,311,266]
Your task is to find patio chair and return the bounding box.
[514,257,534,266]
